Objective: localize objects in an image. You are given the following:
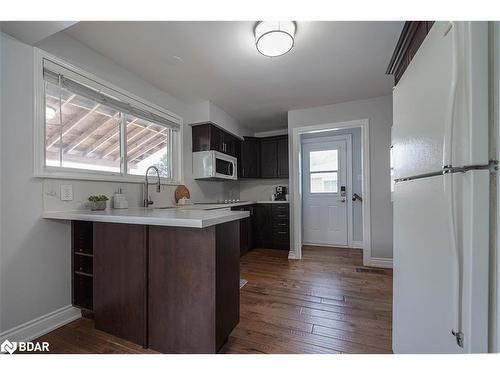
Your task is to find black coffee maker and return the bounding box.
[275,186,287,201]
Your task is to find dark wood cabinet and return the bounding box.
[271,203,290,250]
[192,123,238,157]
[223,131,237,157]
[259,136,289,179]
[93,222,147,346]
[260,138,278,178]
[255,203,290,250]
[193,125,288,179]
[148,222,239,353]
[73,220,240,353]
[386,21,434,85]
[231,204,257,255]
[277,137,289,178]
[238,137,260,178]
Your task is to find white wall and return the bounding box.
[288,95,393,259]
[239,179,289,201]
[187,100,251,139]
[0,33,72,333]
[0,31,239,336]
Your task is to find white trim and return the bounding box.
[0,305,81,343]
[290,119,372,266]
[368,257,393,269]
[254,128,288,137]
[351,240,364,249]
[32,48,184,185]
[288,250,297,259]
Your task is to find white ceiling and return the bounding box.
[63,21,403,131]
[1,21,78,45]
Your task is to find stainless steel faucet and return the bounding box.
[144,166,161,207]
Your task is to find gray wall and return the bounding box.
[36,32,242,206]
[0,33,72,333]
[288,95,393,259]
[0,31,240,335]
[301,127,363,243]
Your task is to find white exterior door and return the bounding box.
[302,138,348,246]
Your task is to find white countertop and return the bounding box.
[255,201,290,204]
[42,207,249,228]
[180,200,290,210]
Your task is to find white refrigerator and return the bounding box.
[392,21,496,353]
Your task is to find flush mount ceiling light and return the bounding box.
[45,106,56,121]
[255,21,296,57]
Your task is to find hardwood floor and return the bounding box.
[35,246,393,354]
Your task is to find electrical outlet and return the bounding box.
[60,184,73,201]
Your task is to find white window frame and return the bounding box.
[308,149,340,194]
[33,48,184,185]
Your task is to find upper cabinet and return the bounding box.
[386,21,434,85]
[260,138,278,178]
[239,137,260,178]
[192,123,238,157]
[239,135,288,179]
[277,137,289,178]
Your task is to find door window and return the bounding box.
[309,150,338,193]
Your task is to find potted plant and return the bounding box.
[88,195,109,211]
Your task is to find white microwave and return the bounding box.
[193,151,238,181]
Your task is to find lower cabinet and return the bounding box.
[76,220,240,353]
[148,222,239,353]
[93,223,147,346]
[231,204,257,255]
[255,203,290,251]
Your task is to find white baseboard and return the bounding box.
[303,242,361,250]
[351,241,364,249]
[288,250,297,259]
[368,257,393,269]
[0,305,81,343]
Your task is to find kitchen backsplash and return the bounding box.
[42,179,241,211]
[239,178,289,202]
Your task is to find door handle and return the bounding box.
[339,198,346,203]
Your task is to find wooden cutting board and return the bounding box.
[174,185,190,203]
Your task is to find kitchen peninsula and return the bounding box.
[43,208,249,353]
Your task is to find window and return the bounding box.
[309,150,338,193]
[35,52,182,183]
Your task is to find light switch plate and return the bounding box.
[60,184,73,201]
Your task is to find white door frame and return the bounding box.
[301,134,353,248]
[289,119,371,265]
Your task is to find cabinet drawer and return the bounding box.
[272,212,289,221]
[273,226,289,234]
[272,220,289,229]
[271,204,289,213]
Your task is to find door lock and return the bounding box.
[340,186,346,197]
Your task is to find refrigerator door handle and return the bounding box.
[444,171,463,348]
[442,21,458,169]
[441,21,464,348]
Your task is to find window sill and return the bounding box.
[35,169,182,186]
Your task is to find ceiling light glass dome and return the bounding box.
[255,21,296,57]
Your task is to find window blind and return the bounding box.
[43,59,181,131]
